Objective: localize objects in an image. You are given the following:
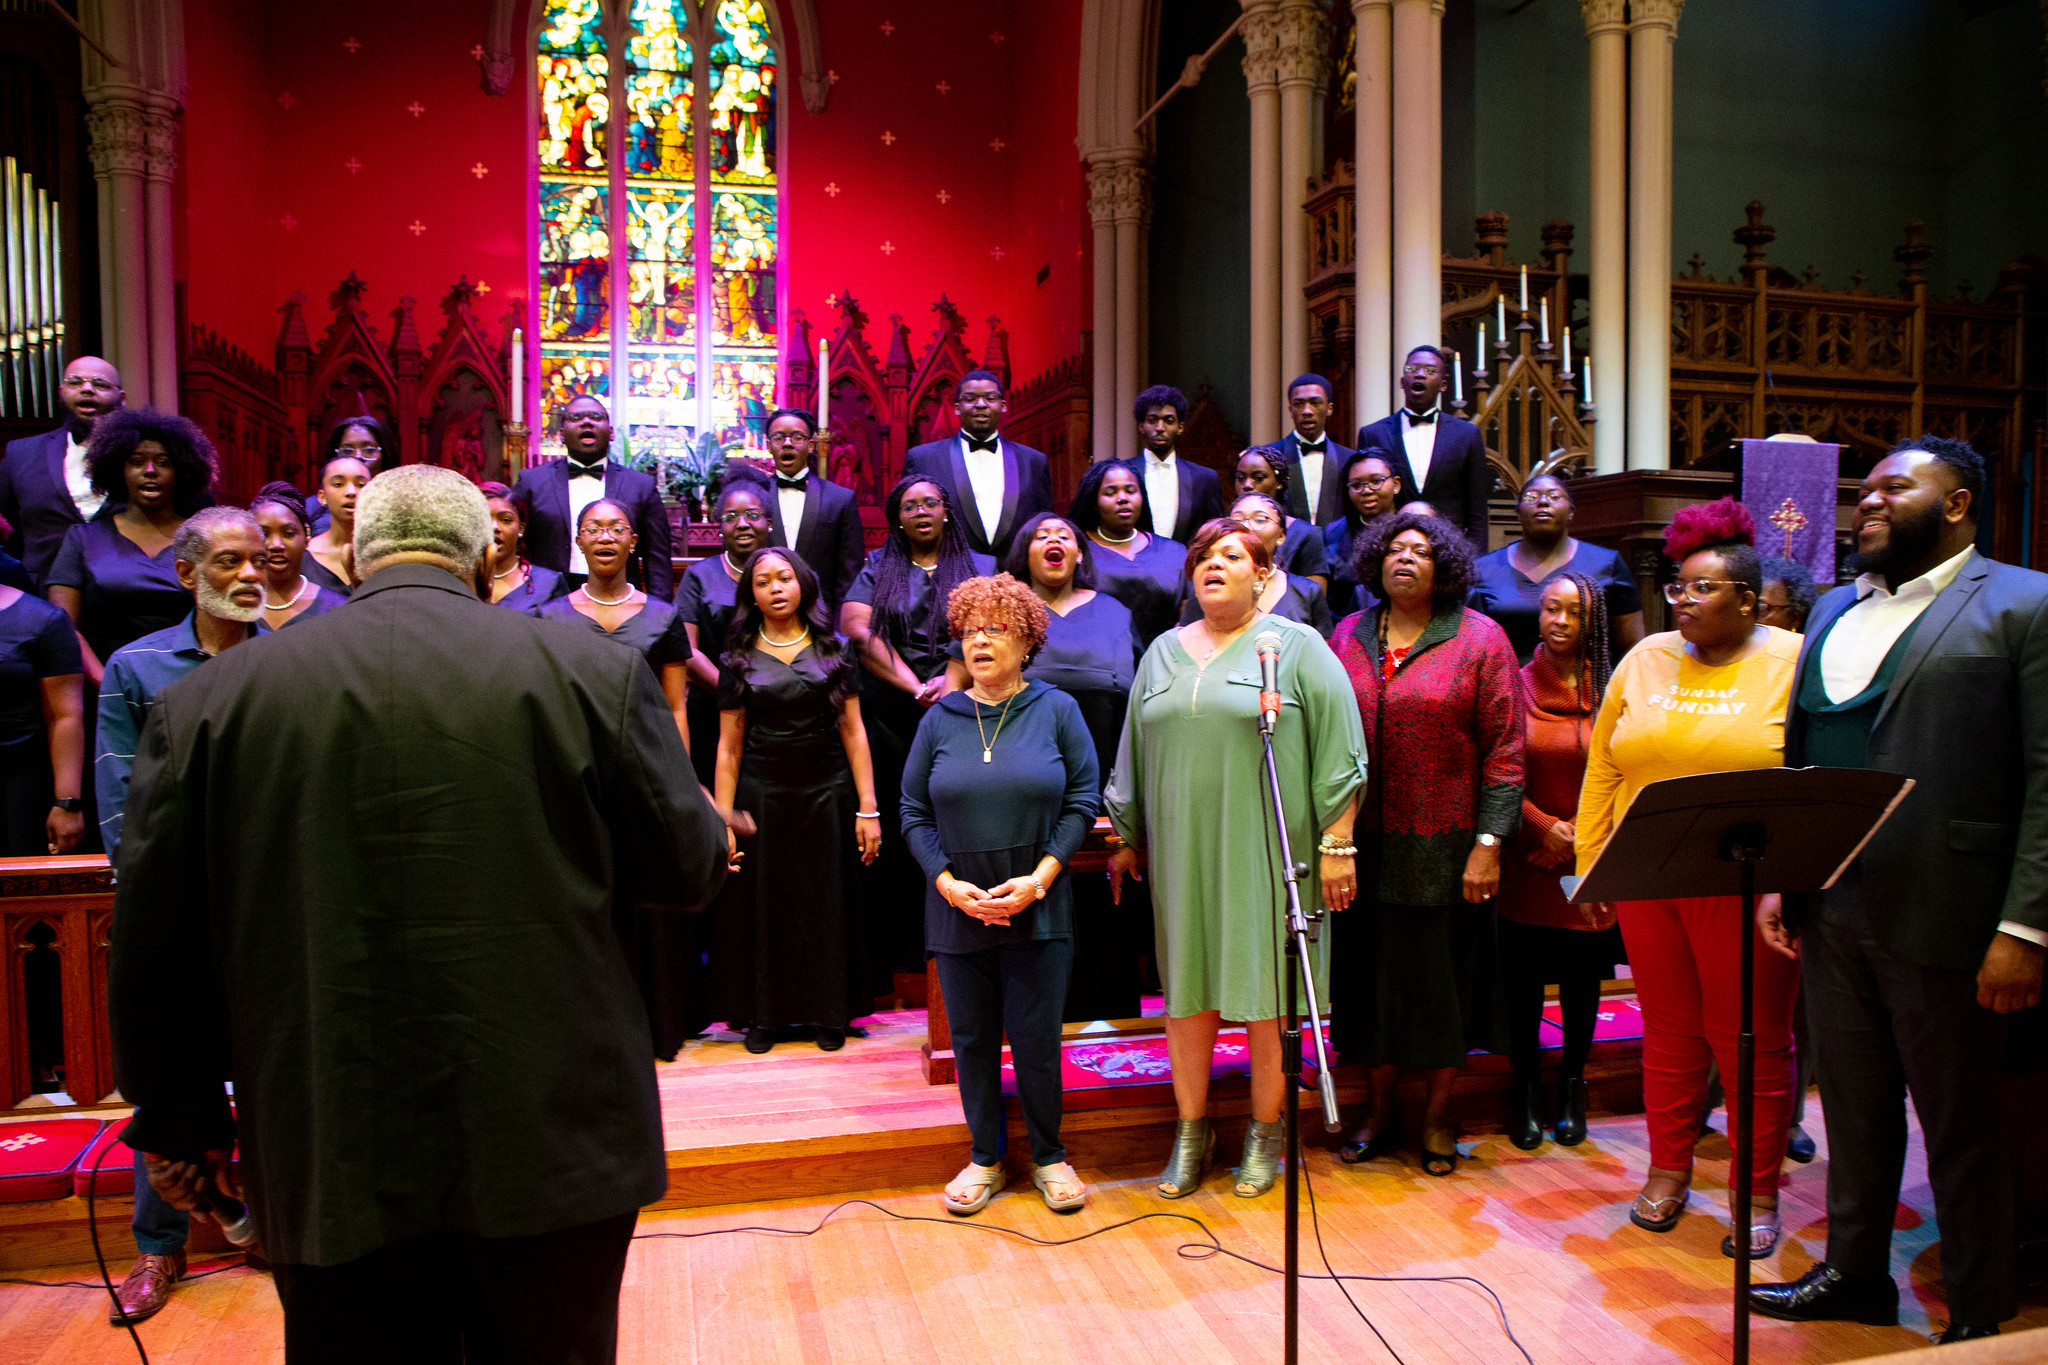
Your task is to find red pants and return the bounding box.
[1619,896,1800,1197]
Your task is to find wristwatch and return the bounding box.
[1028,874,1048,900]
[1475,833,1500,848]
[51,797,82,813]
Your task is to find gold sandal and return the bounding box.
[1031,1161,1087,1212]
[942,1162,1006,1217]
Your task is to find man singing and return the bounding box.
[902,369,1053,563]
[1356,346,1492,550]
[511,395,674,598]
[0,355,126,588]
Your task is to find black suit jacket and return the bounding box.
[1786,552,2048,970]
[1135,456,1227,544]
[902,435,1053,563]
[108,564,726,1266]
[766,473,866,609]
[510,459,675,600]
[1356,410,1493,551]
[1274,431,1352,526]
[0,427,91,587]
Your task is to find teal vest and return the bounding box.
[1795,605,1922,771]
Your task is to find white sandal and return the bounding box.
[1031,1161,1087,1213]
[942,1162,1005,1216]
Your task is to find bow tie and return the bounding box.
[1297,437,1327,451]
[566,459,606,477]
[1405,409,1438,426]
[964,435,999,454]
[776,474,808,489]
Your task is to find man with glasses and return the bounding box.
[0,355,127,589]
[1274,373,1352,526]
[510,394,674,600]
[903,369,1053,562]
[761,407,864,611]
[1356,345,1492,551]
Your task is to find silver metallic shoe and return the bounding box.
[1234,1118,1285,1197]
[1157,1118,1213,1198]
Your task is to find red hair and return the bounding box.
[1663,497,1755,563]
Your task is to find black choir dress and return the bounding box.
[675,554,742,788]
[490,563,570,614]
[1275,516,1330,581]
[1089,532,1186,650]
[302,551,352,598]
[706,646,865,1033]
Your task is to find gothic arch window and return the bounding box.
[534,0,780,463]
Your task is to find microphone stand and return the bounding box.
[1259,714,1342,1365]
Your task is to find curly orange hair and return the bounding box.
[945,574,1050,660]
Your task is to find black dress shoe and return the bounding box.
[1749,1263,1899,1326]
[743,1025,774,1054]
[816,1026,846,1052]
[1507,1075,1545,1151]
[1786,1125,1817,1163]
[1554,1075,1588,1146]
[1933,1323,2000,1343]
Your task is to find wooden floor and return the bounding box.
[4,1091,2046,1364]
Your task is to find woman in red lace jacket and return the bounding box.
[1330,510,1524,1176]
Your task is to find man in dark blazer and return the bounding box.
[1356,345,1492,550]
[1274,372,1351,526]
[901,368,1052,563]
[1132,383,1225,543]
[0,354,126,587]
[110,466,726,1360]
[1752,437,2047,1342]
[763,406,865,611]
[511,394,674,599]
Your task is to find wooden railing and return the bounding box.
[1,856,114,1112]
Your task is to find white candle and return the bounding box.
[1583,355,1595,409]
[1452,350,1463,405]
[1519,265,1528,312]
[510,328,523,421]
[817,338,830,432]
[1563,326,1572,372]
[1539,297,1550,345]
[1497,294,1507,339]
[1476,322,1486,363]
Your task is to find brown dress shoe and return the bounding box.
[111,1249,185,1325]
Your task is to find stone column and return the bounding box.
[1087,155,1151,465]
[1275,1,1327,398]
[1087,159,1120,465]
[1352,1,1394,424]
[142,99,180,411]
[1627,0,1683,471]
[84,99,151,396]
[1581,0,1627,473]
[1390,0,1443,372]
[1242,1,1283,441]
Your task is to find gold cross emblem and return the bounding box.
[1770,497,1808,556]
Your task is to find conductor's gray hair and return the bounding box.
[353,465,491,574]
[171,506,260,565]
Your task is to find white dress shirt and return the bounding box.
[1400,406,1441,496]
[1296,440,1326,521]
[1817,544,2043,947]
[960,435,1005,541]
[566,466,605,575]
[65,432,105,521]
[1144,450,1180,540]
[777,474,807,549]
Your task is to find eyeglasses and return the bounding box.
[1664,577,1740,603]
[956,393,1002,408]
[718,508,768,524]
[1399,362,1442,376]
[581,524,633,541]
[335,445,383,458]
[1348,475,1394,492]
[60,376,119,393]
[962,623,1012,640]
[1519,490,1569,507]
[765,431,810,447]
[900,497,944,514]
[1234,508,1281,525]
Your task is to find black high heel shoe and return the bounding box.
[1553,1075,1588,1146]
[1508,1074,1546,1151]
[1338,1112,1405,1164]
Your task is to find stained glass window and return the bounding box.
[534,0,779,463]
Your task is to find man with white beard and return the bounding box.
[94,504,268,1326]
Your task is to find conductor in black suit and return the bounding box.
[0,355,126,587]
[110,465,727,1362]
[1273,373,1351,526]
[1133,384,1225,543]
[901,368,1052,563]
[511,394,674,600]
[1356,346,1493,551]
[763,407,865,611]
[1753,437,2047,1342]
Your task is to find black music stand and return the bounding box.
[1568,766,1912,1365]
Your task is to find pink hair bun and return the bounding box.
[1663,496,1755,562]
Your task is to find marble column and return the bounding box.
[1241,1,1283,440]
[142,99,180,412]
[1628,0,1683,471]
[1352,0,1394,424]
[1581,0,1627,474]
[1390,0,1443,372]
[1087,155,1151,464]
[1087,159,1120,464]
[84,99,151,397]
[1275,0,1327,398]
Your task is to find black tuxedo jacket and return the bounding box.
[1134,457,1226,544]
[766,472,866,609]
[902,435,1053,563]
[1356,410,1493,551]
[1274,430,1353,526]
[108,564,726,1265]
[510,459,674,600]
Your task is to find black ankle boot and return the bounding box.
[1508,1074,1545,1150]
[1554,1075,1588,1146]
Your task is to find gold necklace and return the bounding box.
[971,685,1021,763]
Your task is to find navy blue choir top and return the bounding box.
[276,584,350,628]
[0,549,33,595]
[844,549,996,684]
[532,594,694,670]
[674,555,743,676]
[491,563,570,613]
[899,680,1101,954]
[302,552,352,599]
[1088,532,1186,649]
[1468,539,1644,664]
[47,518,191,665]
[0,590,81,749]
[1029,592,1141,697]
[1324,519,1371,617]
[1275,516,1329,580]
[1180,573,1334,638]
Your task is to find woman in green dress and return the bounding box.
[1105,517,1368,1199]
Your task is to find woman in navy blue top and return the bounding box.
[1234,446,1329,588]
[677,468,774,786]
[1324,448,1404,617]
[0,584,84,854]
[1467,472,1645,664]
[251,482,349,632]
[1068,457,1186,649]
[481,482,569,613]
[901,573,1099,1217]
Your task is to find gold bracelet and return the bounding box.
[1318,835,1357,857]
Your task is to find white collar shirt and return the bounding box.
[1400,406,1441,496]
[1295,436,1326,521]
[1818,544,1975,704]
[959,434,1006,543]
[65,431,105,521]
[566,465,606,575]
[776,472,808,548]
[1144,450,1180,540]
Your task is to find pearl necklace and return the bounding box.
[583,584,637,607]
[722,551,747,578]
[1096,526,1136,545]
[760,623,808,647]
[264,577,313,610]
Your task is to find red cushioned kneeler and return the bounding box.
[0,1118,107,1202]
[73,1121,136,1197]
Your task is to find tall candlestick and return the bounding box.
[1476,322,1486,362]
[817,338,830,432]
[510,328,523,419]
[1519,265,1528,313]
[1539,297,1550,345]
[1562,326,1572,372]
[1497,294,1507,339]
[1452,350,1463,405]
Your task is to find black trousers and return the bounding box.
[935,937,1072,1168]
[270,1211,639,1364]
[1804,887,2015,1325]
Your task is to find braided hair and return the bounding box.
[1560,569,1612,711]
[870,474,978,655]
[251,480,313,534]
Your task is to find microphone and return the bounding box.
[200,1189,258,1247]
[1255,631,1284,736]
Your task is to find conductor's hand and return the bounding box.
[142,1149,238,1218]
[1757,893,1798,961]
[1462,841,1501,903]
[1106,846,1142,905]
[1978,933,2046,1014]
[1320,853,1356,911]
[702,785,756,837]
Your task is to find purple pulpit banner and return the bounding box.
[1740,439,1838,585]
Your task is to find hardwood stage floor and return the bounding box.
[4,1094,2045,1364]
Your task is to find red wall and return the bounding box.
[177,0,1089,400]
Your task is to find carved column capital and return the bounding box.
[141,110,180,184]
[1087,158,1152,229]
[84,99,150,179]
[1578,0,1628,35]
[1272,1,1330,91]
[1239,3,1284,92]
[1630,0,1685,31]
